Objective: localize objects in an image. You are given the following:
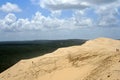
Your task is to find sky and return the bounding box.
[0,0,120,41]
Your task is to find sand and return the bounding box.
[0,37,120,80]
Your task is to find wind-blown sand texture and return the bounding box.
[0,38,120,80]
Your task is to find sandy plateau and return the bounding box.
[0,38,120,80]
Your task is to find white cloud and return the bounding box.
[0,11,94,32]
[51,10,61,18]
[95,1,120,27]
[40,0,118,10]
[40,0,90,10]
[72,10,93,27]
[0,0,120,32]
[39,0,120,28]
[0,2,22,13]
[5,13,17,23]
[98,15,119,27]
[84,0,118,4]
[0,13,17,31]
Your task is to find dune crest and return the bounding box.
[0,38,120,80]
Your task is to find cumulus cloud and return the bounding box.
[39,0,120,28]
[40,0,90,10]
[0,13,17,31]
[5,13,17,23]
[72,10,93,26]
[40,0,118,10]
[84,0,118,4]
[50,10,61,18]
[98,15,119,27]
[0,2,21,12]
[0,0,120,32]
[0,12,94,32]
[95,1,120,27]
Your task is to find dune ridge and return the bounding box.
[0,37,120,80]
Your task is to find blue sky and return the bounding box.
[0,0,120,41]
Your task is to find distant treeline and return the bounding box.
[0,39,87,73]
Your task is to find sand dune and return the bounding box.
[0,37,120,80]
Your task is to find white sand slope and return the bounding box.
[0,38,120,80]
